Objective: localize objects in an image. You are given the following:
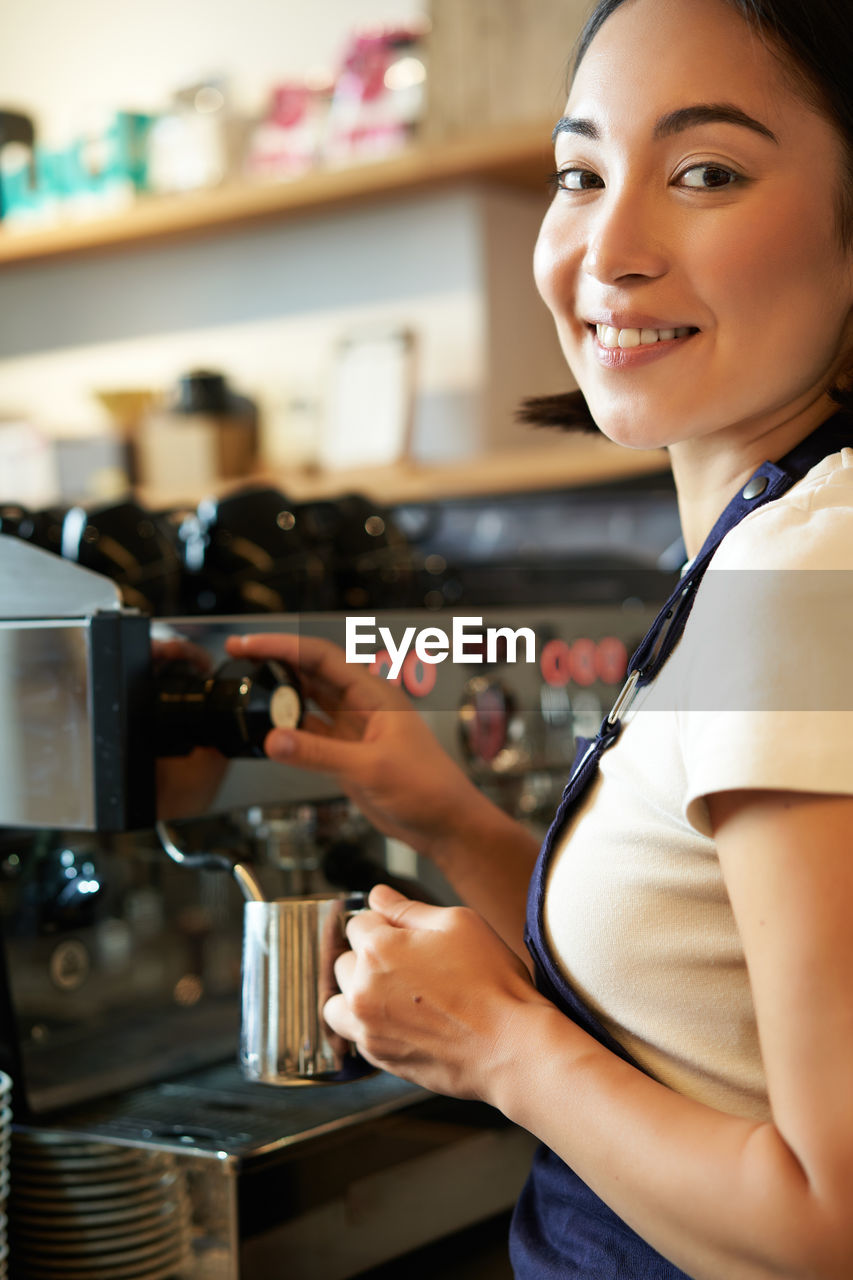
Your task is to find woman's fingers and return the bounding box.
[264,725,371,776]
[226,632,392,712]
[298,711,337,739]
[327,935,385,1058]
[323,991,358,1042]
[299,671,371,724]
[362,884,446,932]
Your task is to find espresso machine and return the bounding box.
[0,475,681,1279]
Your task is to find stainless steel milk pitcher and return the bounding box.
[240,893,374,1084]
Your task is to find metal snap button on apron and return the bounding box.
[742,475,769,500]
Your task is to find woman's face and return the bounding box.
[534,0,853,451]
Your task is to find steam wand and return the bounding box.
[155,820,266,903]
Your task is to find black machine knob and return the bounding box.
[155,658,303,759]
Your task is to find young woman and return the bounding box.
[228,0,853,1274]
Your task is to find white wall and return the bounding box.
[1,0,428,140]
[0,190,489,465]
[0,186,571,475]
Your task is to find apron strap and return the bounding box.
[526,407,853,1044]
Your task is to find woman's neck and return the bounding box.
[668,395,841,560]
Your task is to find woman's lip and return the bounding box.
[587,326,699,368]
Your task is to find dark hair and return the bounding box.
[520,0,853,432]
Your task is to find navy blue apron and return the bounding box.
[510,410,853,1279]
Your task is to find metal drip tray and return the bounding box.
[34,1062,426,1161]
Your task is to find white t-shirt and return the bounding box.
[544,446,853,1122]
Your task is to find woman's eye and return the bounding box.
[677,164,739,190]
[551,168,604,192]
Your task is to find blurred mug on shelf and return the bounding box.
[136,370,258,499]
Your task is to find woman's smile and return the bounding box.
[586,320,700,369]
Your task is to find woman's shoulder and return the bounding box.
[713,447,853,572]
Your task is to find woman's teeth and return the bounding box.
[595,324,693,348]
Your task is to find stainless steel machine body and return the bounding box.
[0,536,152,831]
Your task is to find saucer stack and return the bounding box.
[9,1131,191,1280]
[0,1071,11,1279]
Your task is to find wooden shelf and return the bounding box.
[136,437,671,509]
[0,120,555,268]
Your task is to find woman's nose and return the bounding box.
[582,186,670,284]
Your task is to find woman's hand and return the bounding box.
[225,632,541,958]
[324,883,547,1100]
[224,632,494,862]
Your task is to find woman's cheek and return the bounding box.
[534,232,586,386]
[533,215,574,313]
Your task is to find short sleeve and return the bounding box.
[650,451,853,836]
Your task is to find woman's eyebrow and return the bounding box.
[552,116,599,142]
[654,103,779,143]
[552,103,779,145]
